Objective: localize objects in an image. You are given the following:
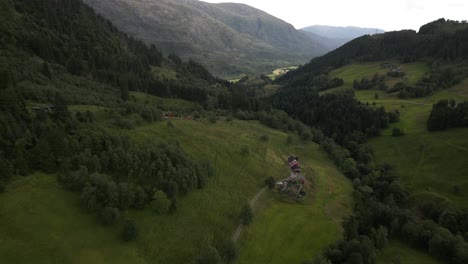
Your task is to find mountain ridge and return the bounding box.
[82,0,329,78]
[300,25,385,51]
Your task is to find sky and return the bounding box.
[202,0,467,31]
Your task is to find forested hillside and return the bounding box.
[279,19,468,87]
[81,0,329,78]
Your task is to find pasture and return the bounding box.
[0,105,353,263]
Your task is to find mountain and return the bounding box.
[300,25,385,51]
[301,25,385,39]
[280,19,468,86]
[81,0,328,78]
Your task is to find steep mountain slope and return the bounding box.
[82,0,328,78]
[300,25,385,51]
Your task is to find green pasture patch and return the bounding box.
[377,240,444,264]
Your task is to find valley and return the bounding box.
[1,0,468,264]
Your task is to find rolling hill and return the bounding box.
[81,0,329,78]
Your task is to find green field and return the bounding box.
[327,61,468,209]
[377,240,444,264]
[359,81,468,209]
[324,61,468,263]
[0,106,353,263]
[329,61,429,90]
[237,144,352,264]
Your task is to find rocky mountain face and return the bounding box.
[82,0,329,78]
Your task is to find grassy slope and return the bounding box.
[0,103,352,263]
[0,173,143,264]
[328,61,468,262]
[237,143,352,264]
[329,61,468,208]
[377,240,444,264]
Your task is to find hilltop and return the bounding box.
[82,0,329,78]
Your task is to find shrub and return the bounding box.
[121,220,139,241]
[151,190,171,214]
[259,134,269,142]
[392,127,405,137]
[196,246,222,264]
[220,240,238,263]
[301,131,312,141]
[240,145,250,156]
[240,204,253,225]
[99,206,119,225]
[264,176,276,189]
[208,115,217,124]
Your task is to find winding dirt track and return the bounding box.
[232,186,267,242]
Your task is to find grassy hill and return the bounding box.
[0,97,353,263]
[328,61,468,208]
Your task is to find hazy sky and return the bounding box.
[202,0,467,31]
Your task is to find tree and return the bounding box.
[99,206,119,225]
[196,246,221,264]
[0,156,13,183]
[240,204,253,225]
[392,127,405,137]
[42,62,52,79]
[121,220,139,241]
[264,176,275,189]
[151,190,170,214]
[220,240,238,263]
[374,226,388,249]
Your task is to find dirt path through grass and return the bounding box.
[232,187,268,242]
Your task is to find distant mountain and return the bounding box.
[300,25,385,50]
[280,19,468,86]
[82,0,329,78]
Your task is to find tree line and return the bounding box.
[427,99,468,131]
[306,130,468,264]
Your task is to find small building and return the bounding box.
[164,111,174,118]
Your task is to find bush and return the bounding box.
[392,127,405,137]
[220,240,238,263]
[259,134,269,142]
[151,190,171,214]
[264,176,276,189]
[121,220,139,241]
[301,131,312,141]
[196,246,222,264]
[240,204,253,225]
[99,206,119,225]
[240,145,250,156]
[208,115,217,124]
